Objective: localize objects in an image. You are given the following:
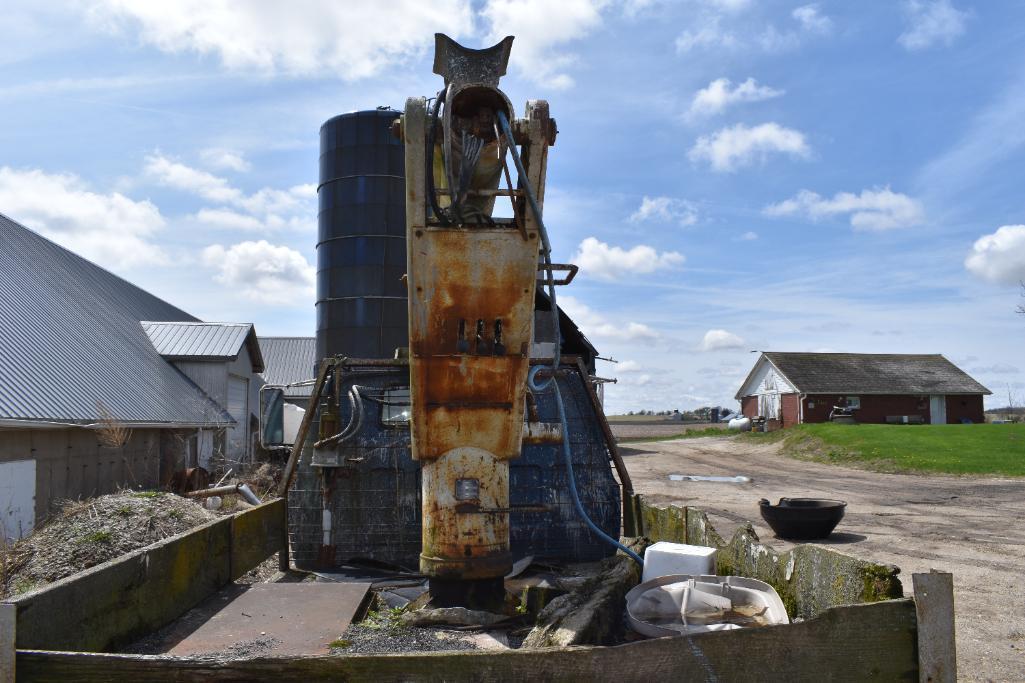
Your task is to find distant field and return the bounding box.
[780,423,1025,476]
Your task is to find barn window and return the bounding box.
[846,396,861,410]
[808,401,816,409]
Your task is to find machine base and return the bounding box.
[428,577,507,612]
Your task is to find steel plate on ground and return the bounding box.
[163,583,370,656]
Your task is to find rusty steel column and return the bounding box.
[402,36,553,607]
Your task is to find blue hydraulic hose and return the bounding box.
[496,110,643,567]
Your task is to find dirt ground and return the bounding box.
[622,435,1025,682]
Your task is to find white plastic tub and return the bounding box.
[641,541,717,583]
[626,574,790,637]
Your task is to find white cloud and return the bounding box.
[86,0,474,79]
[675,18,736,53]
[194,208,264,231]
[199,148,250,173]
[630,195,698,226]
[700,329,746,351]
[688,123,810,172]
[144,153,241,203]
[616,360,642,373]
[146,154,313,232]
[898,0,968,51]
[482,0,606,89]
[559,295,660,343]
[573,236,684,281]
[792,4,833,34]
[964,225,1025,285]
[763,187,925,231]
[0,166,165,268]
[676,3,829,55]
[737,231,758,241]
[687,77,784,118]
[969,363,1019,375]
[201,240,314,305]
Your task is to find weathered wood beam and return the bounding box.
[913,571,957,683]
[15,598,918,682]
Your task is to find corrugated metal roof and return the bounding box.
[259,337,316,398]
[0,212,234,425]
[738,352,991,397]
[142,321,265,372]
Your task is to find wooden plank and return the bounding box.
[913,572,956,683]
[16,599,919,682]
[1,602,14,683]
[229,499,287,580]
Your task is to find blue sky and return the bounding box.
[2,0,1023,413]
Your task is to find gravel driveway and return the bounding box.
[622,436,1025,682]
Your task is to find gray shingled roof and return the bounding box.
[259,337,316,398]
[0,212,233,426]
[759,352,991,396]
[142,321,265,372]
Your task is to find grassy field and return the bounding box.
[780,423,1025,476]
[615,426,733,443]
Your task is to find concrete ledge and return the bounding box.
[635,496,903,619]
[9,498,285,652]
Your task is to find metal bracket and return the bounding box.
[537,263,578,286]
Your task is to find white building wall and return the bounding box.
[738,359,797,420]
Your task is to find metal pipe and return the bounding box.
[184,483,261,505]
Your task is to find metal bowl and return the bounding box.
[758,498,846,540]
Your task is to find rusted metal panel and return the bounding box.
[163,583,371,657]
[420,447,510,579]
[407,228,538,461]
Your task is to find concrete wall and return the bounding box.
[0,428,168,531]
[634,497,903,620]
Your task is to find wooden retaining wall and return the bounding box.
[5,499,285,654]
[3,494,955,682]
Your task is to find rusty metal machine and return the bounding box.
[278,34,637,609]
[402,34,641,605]
[403,35,544,604]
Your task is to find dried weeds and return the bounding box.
[2,491,216,597]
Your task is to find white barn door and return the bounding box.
[930,395,947,425]
[227,375,250,464]
[1,459,36,540]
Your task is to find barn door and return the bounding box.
[929,395,946,425]
[227,375,250,463]
[1,459,36,540]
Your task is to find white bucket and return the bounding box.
[641,541,717,583]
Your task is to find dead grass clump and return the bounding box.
[95,401,133,449]
[4,491,216,597]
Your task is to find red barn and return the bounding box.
[735,352,990,428]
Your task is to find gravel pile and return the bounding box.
[337,623,480,654]
[6,491,216,594]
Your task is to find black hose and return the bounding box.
[426,90,450,226]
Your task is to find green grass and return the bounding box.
[780,423,1025,476]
